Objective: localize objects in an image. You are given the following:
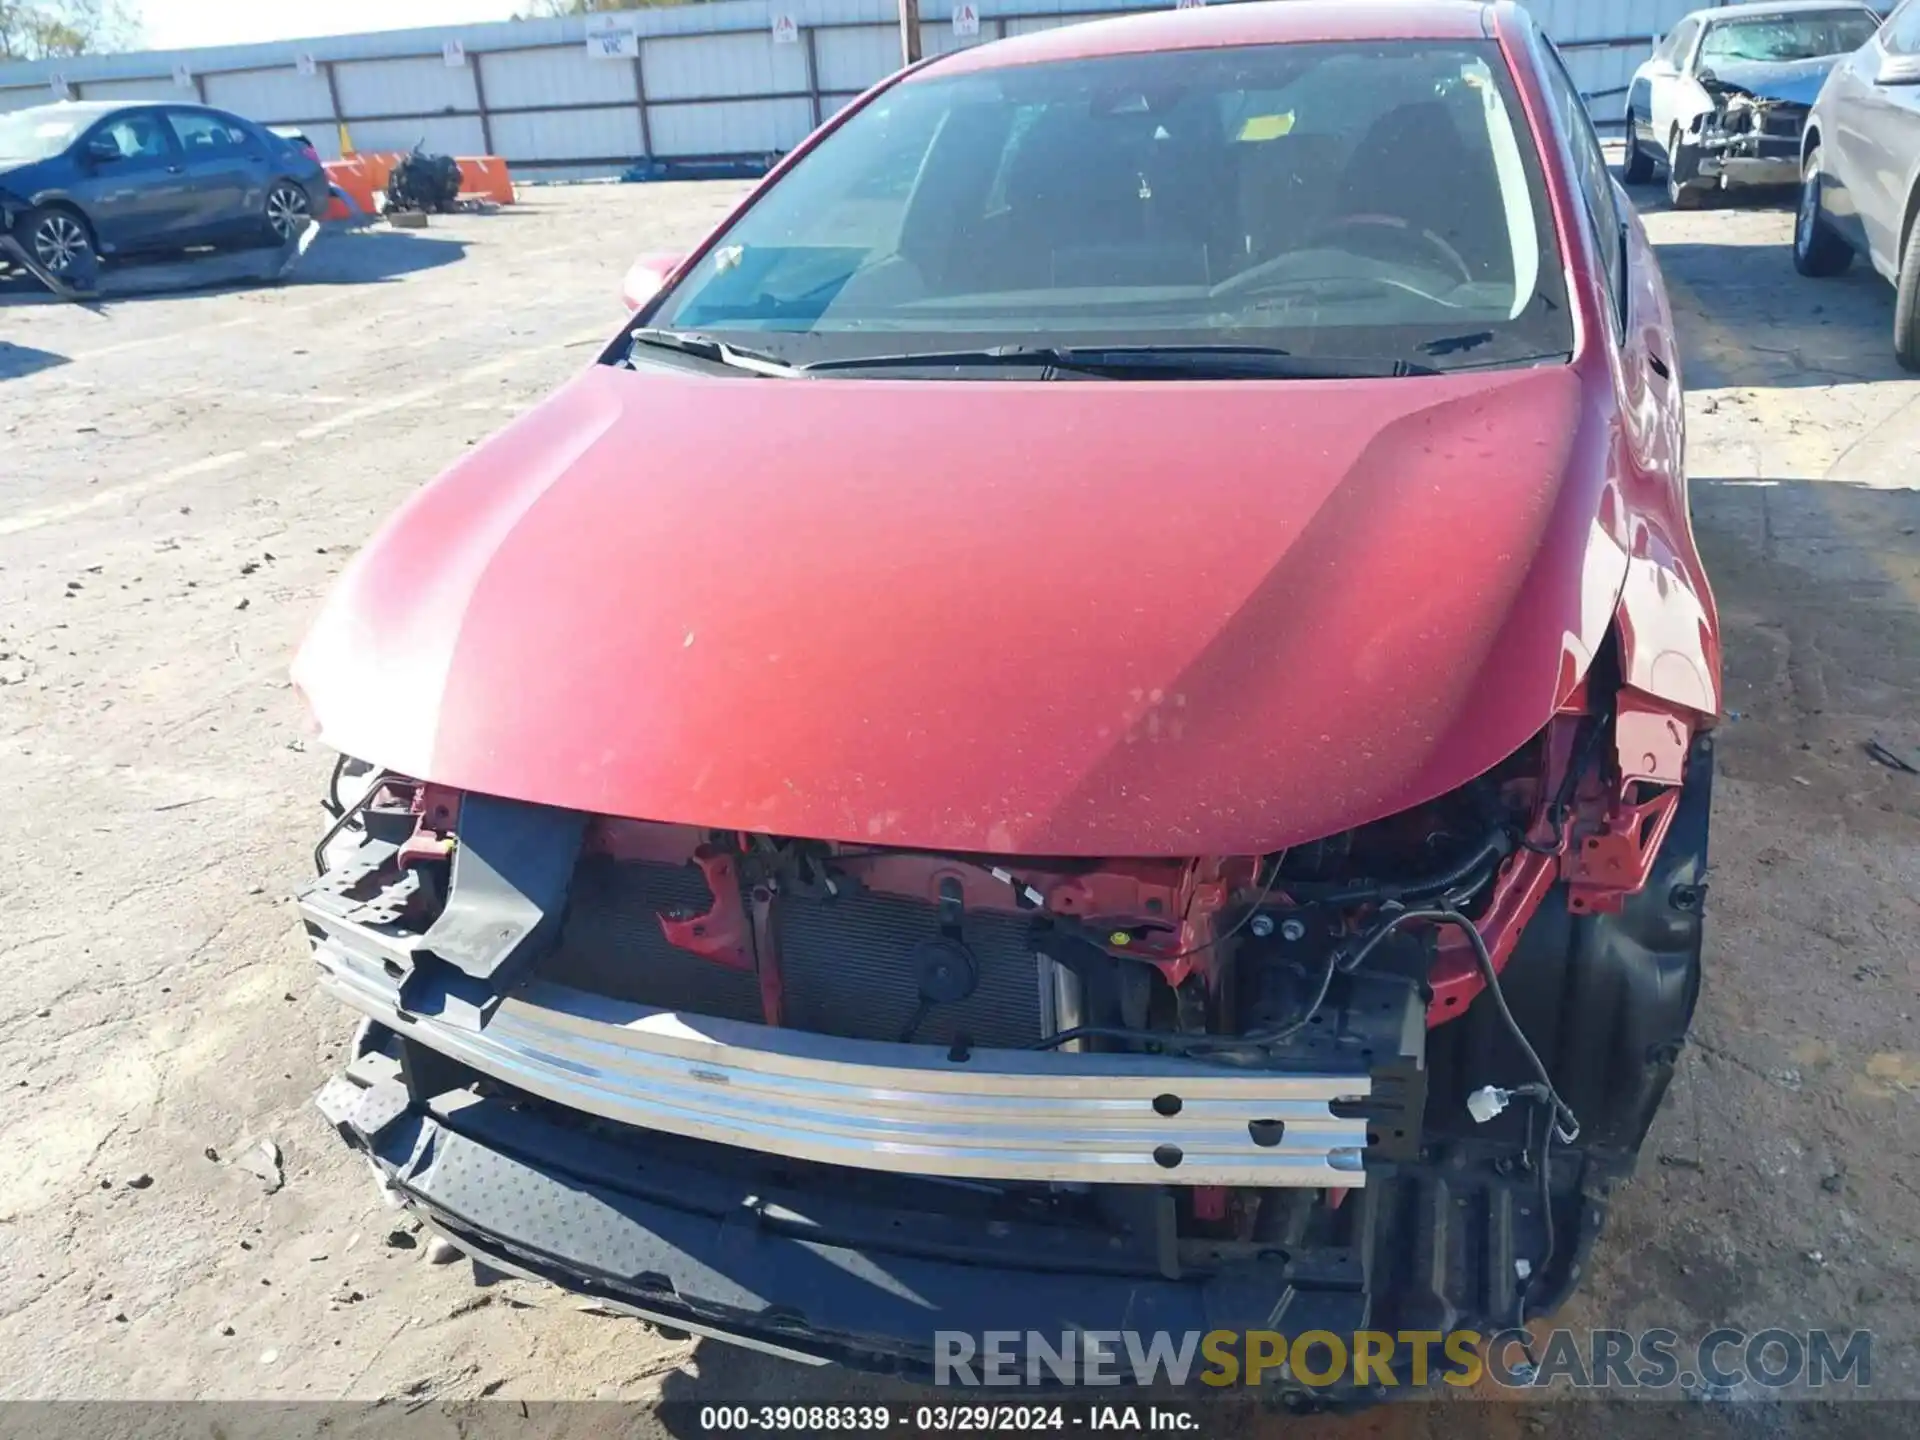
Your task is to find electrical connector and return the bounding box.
[1467,1085,1512,1124]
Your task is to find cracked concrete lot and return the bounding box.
[0,176,1917,1436]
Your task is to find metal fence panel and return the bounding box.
[920,23,996,58]
[76,77,180,103]
[203,66,334,123]
[813,25,900,92]
[347,115,487,156]
[643,32,810,103]
[1526,0,1681,47]
[481,46,635,110]
[334,55,480,118]
[489,105,646,163]
[1563,43,1647,120]
[648,95,814,156]
[1003,16,1084,35]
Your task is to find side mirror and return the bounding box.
[84,135,120,163]
[1696,66,1717,86]
[621,250,686,312]
[1877,53,1920,85]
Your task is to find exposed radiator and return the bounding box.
[544,856,765,1021]
[541,859,1047,1049]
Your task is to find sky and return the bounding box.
[136,1,528,52]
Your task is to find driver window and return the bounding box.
[93,113,169,161]
[1540,41,1626,338]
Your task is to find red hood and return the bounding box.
[294,361,1624,856]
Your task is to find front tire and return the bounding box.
[1894,218,1920,372]
[15,205,93,277]
[1793,147,1852,277]
[1622,114,1654,184]
[264,181,311,246]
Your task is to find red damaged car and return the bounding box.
[295,0,1718,1398]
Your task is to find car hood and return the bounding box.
[294,360,1623,856]
[0,157,47,188]
[1703,54,1838,106]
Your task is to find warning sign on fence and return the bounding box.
[953,2,980,36]
[772,12,800,44]
[586,25,639,60]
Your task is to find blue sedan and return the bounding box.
[0,100,330,277]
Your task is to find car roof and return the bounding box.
[9,100,126,119]
[8,99,205,122]
[1689,0,1878,19]
[921,0,1497,78]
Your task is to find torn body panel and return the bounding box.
[1686,77,1817,191]
[0,216,320,301]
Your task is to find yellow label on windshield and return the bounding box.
[1236,111,1296,142]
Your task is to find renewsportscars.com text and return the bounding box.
[934,1328,1872,1391]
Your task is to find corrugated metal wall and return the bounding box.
[0,0,1717,170]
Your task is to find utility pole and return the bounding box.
[898,0,922,65]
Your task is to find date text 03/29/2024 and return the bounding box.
[695,1406,1197,1433]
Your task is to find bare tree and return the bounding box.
[0,0,138,61]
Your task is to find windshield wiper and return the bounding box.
[627,327,795,377]
[1421,331,1496,357]
[801,344,1437,379]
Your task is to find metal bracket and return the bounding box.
[658,846,754,971]
[1566,788,1683,916]
[417,794,585,985]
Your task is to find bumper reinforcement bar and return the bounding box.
[316,944,1372,1187]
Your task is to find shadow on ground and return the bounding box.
[1621,177,1905,389]
[0,227,468,309]
[288,227,470,286]
[0,339,67,380]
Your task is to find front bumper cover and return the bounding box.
[319,1037,1384,1379]
[1699,153,1799,188]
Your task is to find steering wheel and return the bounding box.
[1309,214,1475,287]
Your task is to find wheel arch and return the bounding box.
[16,190,89,223]
[1610,574,1719,719]
[17,196,96,243]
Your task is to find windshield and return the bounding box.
[646,40,1571,374]
[0,109,84,163]
[1699,10,1881,64]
